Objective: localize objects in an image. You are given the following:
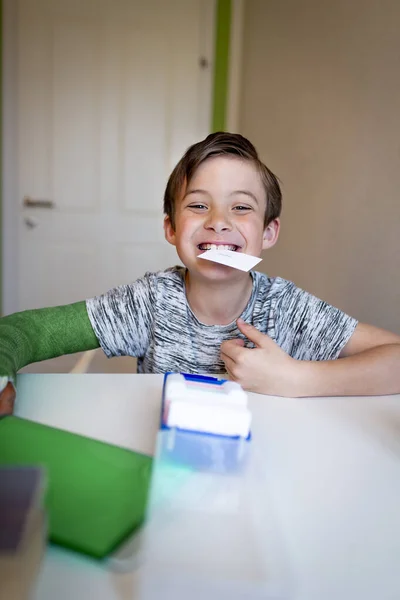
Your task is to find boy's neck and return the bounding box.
[185,271,253,326]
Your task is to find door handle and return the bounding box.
[24,216,39,229]
[23,196,55,208]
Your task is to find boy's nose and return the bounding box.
[204,209,232,233]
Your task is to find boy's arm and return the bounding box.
[0,301,100,389]
[221,319,400,397]
[301,322,400,397]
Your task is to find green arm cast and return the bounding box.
[0,301,100,386]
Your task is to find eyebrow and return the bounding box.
[230,190,260,205]
[184,189,260,204]
[184,189,209,199]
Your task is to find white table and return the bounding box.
[14,373,400,600]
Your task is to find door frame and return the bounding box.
[1,0,244,315]
[226,0,245,133]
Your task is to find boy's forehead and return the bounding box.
[180,156,265,201]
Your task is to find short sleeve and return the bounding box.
[273,280,358,361]
[85,272,157,358]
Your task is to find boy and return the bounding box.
[1,132,400,415]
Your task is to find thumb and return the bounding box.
[229,337,245,347]
[236,318,271,348]
[221,337,245,355]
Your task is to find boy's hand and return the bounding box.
[220,318,301,396]
[0,382,16,416]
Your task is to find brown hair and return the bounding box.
[163,131,282,229]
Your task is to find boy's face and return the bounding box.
[164,156,280,281]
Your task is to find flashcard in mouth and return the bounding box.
[198,249,262,272]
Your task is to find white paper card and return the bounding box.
[198,249,262,272]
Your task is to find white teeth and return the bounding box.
[199,244,237,251]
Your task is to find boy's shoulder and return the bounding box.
[251,270,338,315]
[89,266,185,304]
[156,265,186,281]
[123,265,185,287]
[140,265,186,288]
[252,270,301,299]
[122,265,186,299]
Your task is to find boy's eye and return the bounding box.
[188,204,207,210]
[233,205,252,211]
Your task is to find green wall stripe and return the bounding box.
[212,0,232,132]
[0,0,3,315]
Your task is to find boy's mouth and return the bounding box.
[197,243,239,252]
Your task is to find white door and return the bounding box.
[6,0,214,311]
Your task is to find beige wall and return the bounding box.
[240,0,400,333]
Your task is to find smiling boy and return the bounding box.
[1,132,400,414]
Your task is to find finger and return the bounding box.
[220,339,245,362]
[229,338,245,347]
[220,350,237,374]
[223,359,242,383]
[224,364,233,379]
[224,366,236,383]
[236,318,272,348]
[0,382,16,417]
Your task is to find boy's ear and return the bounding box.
[262,218,280,250]
[164,215,176,246]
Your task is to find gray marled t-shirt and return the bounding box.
[86,266,358,374]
